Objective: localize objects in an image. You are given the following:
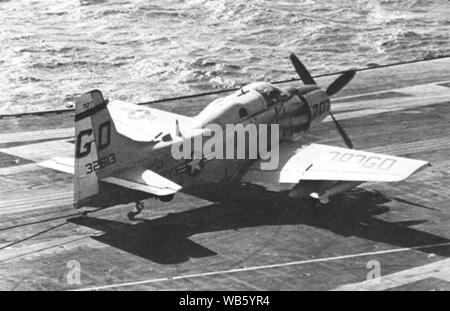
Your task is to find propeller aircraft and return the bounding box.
[66,53,429,219]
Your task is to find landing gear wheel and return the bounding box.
[127,201,144,220]
[159,194,174,202]
[127,211,137,220]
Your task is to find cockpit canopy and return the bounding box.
[195,82,291,127]
[243,82,290,106]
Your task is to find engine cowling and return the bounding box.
[278,85,330,137]
[300,88,330,127]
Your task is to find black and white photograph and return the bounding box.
[0,0,449,293]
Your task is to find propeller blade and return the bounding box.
[289,53,316,85]
[326,70,355,96]
[329,111,353,149]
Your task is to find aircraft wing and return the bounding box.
[101,167,182,196]
[108,100,194,142]
[241,142,430,184]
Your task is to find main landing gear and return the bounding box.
[127,201,144,220]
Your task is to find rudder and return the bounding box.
[74,90,117,208]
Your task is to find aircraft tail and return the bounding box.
[74,90,122,208]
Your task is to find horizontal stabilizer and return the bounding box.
[101,167,181,196]
[108,100,194,142]
[38,157,74,174]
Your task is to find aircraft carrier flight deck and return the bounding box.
[0,58,449,291]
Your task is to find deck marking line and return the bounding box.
[72,241,450,291]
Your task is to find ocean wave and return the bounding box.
[0,0,448,114]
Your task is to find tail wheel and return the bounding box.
[128,201,144,220]
[127,211,137,220]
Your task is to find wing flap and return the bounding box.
[101,167,181,196]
